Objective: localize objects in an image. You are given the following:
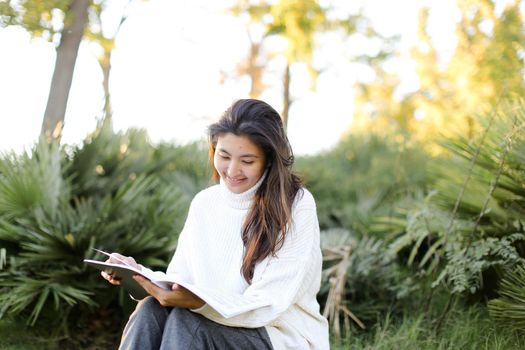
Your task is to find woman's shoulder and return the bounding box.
[190,184,221,207]
[293,187,316,211]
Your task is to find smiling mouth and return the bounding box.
[226,176,246,185]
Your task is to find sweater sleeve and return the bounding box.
[191,201,321,328]
[165,203,193,281]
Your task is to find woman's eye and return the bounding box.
[220,155,230,160]
[242,161,254,165]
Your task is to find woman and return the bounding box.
[102,99,329,349]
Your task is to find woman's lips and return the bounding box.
[226,176,246,185]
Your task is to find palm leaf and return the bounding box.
[488,264,525,332]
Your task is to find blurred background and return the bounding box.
[1,0,525,349]
[2,0,463,155]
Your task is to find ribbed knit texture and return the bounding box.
[152,176,329,349]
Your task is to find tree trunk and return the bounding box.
[99,7,129,122]
[41,0,90,140]
[248,41,263,99]
[100,48,112,120]
[282,63,291,130]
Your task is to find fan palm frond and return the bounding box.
[488,264,525,332]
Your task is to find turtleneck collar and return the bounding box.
[219,170,267,210]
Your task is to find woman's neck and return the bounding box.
[219,171,267,210]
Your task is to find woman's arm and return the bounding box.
[133,276,205,309]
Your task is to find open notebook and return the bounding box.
[84,249,271,317]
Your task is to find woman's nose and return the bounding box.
[227,161,241,176]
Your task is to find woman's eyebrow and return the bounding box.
[217,148,259,158]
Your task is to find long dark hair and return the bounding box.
[208,99,302,283]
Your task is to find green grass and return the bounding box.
[0,309,123,350]
[2,305,523,349]
[331,305,524,350]
[0,318,58,350]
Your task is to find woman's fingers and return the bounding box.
[102,253,141,271]
[106,253,141,270]
[99,253,140,286]
[133,275,154,291]
[101,270,121,285]
[132,275,182,307]
[134,278,204,309]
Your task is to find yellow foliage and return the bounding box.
[351,0,525,155]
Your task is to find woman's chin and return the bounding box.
[226,184,246,193]
[225,178,248,193]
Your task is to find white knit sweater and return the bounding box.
[153,175,329,349]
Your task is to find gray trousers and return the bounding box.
[119,297,274,350]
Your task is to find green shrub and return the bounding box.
[0,122,210,340]
[385,101,525,308]
[320,229,417,337]
[428,101,525,298]
[296,133,428,238]
[488,264,525,332]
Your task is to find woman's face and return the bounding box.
[214,133,267,194]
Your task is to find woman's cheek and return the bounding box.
[213,156,222,173]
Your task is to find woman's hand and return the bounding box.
[100,253,141,286]
[133,275,205,309]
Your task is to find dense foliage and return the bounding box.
[296,133,428,235]
[2,0,524,348]
[1,102,525,348]
[305,100,525,340]
[0,122,210,342]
